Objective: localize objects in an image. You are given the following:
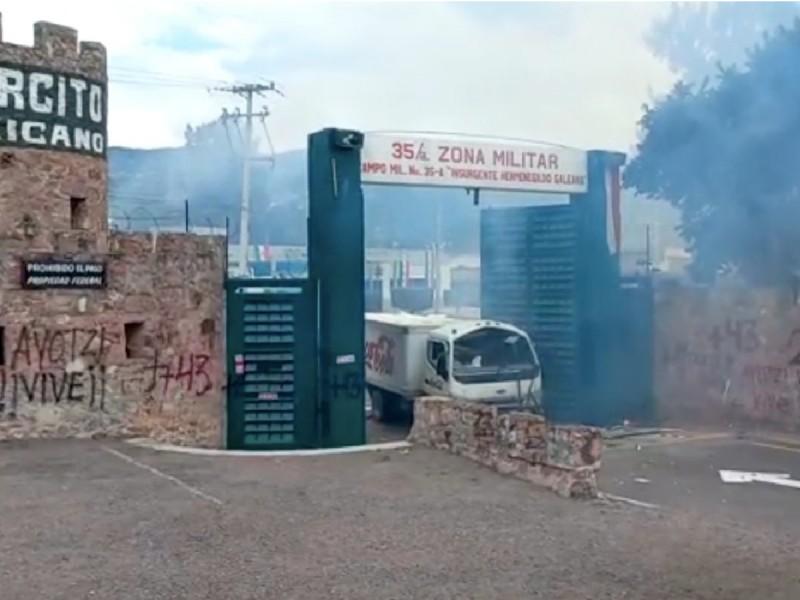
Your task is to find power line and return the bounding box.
[110,78,216,89]
[108,65,239,89]
[109,66,231,84]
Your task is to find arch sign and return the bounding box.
[360,132,588,194]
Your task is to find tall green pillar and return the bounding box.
[571,150,626,425]
[307,128,367,447]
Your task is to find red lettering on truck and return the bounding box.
[365,335,395,376]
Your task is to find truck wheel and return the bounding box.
[369,388,387,423]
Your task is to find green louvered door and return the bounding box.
[226,278,316,449]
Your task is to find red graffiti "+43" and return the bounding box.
[144,351,214,397]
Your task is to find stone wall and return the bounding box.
[409,397,603,498]
[0,232,225,446]
[0,15,227,447]
[656,282,800,432]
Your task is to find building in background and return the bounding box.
[228,242,480,314]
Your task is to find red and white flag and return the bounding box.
[605,166,622,255]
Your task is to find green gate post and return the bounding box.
[307,129,367,447]
[571,150,627,425]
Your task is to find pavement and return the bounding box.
[600,429,800,536]
[366,418,410,443]
[1,434,799,599]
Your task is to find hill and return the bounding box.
[108,146,680,254]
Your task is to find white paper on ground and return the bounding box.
[719,470,792,484]
[761,476,800,489]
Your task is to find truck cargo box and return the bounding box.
[365,313,456,397]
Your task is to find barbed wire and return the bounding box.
[108,206,228,235]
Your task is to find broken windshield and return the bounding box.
[452,327,539,384]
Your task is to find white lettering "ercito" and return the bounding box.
[0,67,104,123]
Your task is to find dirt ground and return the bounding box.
[1,437,798,600]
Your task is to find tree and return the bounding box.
[625,21,800,285]
[647,2,800,82]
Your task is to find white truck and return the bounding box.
[365,312,542,422]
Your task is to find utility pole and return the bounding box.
[216,82,280,277]
[433,197,444,313]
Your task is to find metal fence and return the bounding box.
[108,201,228,236]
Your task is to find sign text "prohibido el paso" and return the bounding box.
[0,62,107,157]
[361,133,588,194]
[22,259,106,289]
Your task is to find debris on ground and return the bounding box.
[719,469,800,489]
[603,426,685,440]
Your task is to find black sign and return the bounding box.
[22,260,106,289]
[0,61,107,157]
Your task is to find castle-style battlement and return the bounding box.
[0,12,109,251]
[0,13,106,79]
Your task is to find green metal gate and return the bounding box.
[226,278,317,450]
[481,206,654,426]
[610,275,654,424]
[481,205,581,422]
[480,151,652,425]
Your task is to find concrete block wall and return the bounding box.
[409,397,603,498]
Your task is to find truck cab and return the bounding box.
[422,321,542,409]
[365,312,541,423]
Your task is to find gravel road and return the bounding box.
[0,438,798,599]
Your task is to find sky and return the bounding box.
[1,1,677,153]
